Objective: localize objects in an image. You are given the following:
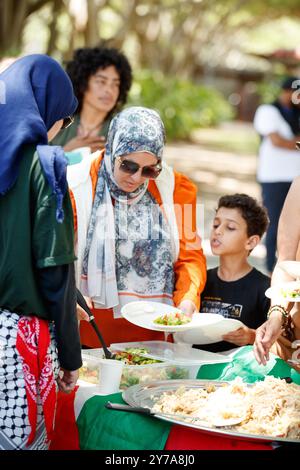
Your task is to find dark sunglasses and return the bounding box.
[61,115,74,130]
[116,156,162,179]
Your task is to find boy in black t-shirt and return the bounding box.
[194,193,270,353]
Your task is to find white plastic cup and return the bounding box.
[96,358,124,395]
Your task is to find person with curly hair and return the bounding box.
[53,47,132,153]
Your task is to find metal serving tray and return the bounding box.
[122,379,300,445]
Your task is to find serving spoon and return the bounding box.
[105,402,244,427]
[76,289,115,360]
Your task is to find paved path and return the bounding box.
[164,127,267,274]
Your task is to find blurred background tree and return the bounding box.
[2,0,300,67]
[130,70,233,139]
[1,0,300,138]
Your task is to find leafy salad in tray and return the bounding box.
[113,347,190,389]
[114,348,161,365]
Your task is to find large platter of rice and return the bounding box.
[123,376,300,443]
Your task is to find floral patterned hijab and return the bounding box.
[81,107,174,313]
[103,106,165,202]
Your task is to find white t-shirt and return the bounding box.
[253,104,300,182]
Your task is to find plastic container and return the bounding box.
[81,341,231,390]
[79,353,102,385]
[82,348,198,390]
[79,354,124,392]
[110,341,231,365]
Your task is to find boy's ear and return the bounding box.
[245,234,260,251]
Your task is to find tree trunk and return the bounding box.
[46,0,62,55]
[0,0,52,57]
[84,0,100,46]
[0,0,26,55]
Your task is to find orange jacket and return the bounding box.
[70,151,206,310]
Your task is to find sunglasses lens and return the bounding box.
[120,160,140,175]
[142,166,162,179]
[119,158,162,179]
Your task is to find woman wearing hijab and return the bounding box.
[72,106,207,347]
[0,55,82,450]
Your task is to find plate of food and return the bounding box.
[122,377,300,444]
[173,317,245,345]
[265,280,300,302]
[121,301,222,333]
[278,260,300,279]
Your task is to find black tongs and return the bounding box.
[76,288,115,360]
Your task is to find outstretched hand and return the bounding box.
[64,135,106,153]
[222,326,255,346]
[253,314,282,365]
[178,300,197,317]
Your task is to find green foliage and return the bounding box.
[128,70,234,141]
[256,75,295,104]
[256,80,280,104]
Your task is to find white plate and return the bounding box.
[265,280,300,303]
[173,317,244,345]
[278,261,300,279]
[121,302,221,333]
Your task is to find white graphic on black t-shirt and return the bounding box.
[201,300,243,319]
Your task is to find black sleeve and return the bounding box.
[251,273,270,328]
[259,279,271,322]
[37,264,82,371]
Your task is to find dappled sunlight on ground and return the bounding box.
[191,121,260,155]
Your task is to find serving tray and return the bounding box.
[122,379,300,445]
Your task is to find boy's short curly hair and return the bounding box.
[217,193,269,238]
[66,47,132,116]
